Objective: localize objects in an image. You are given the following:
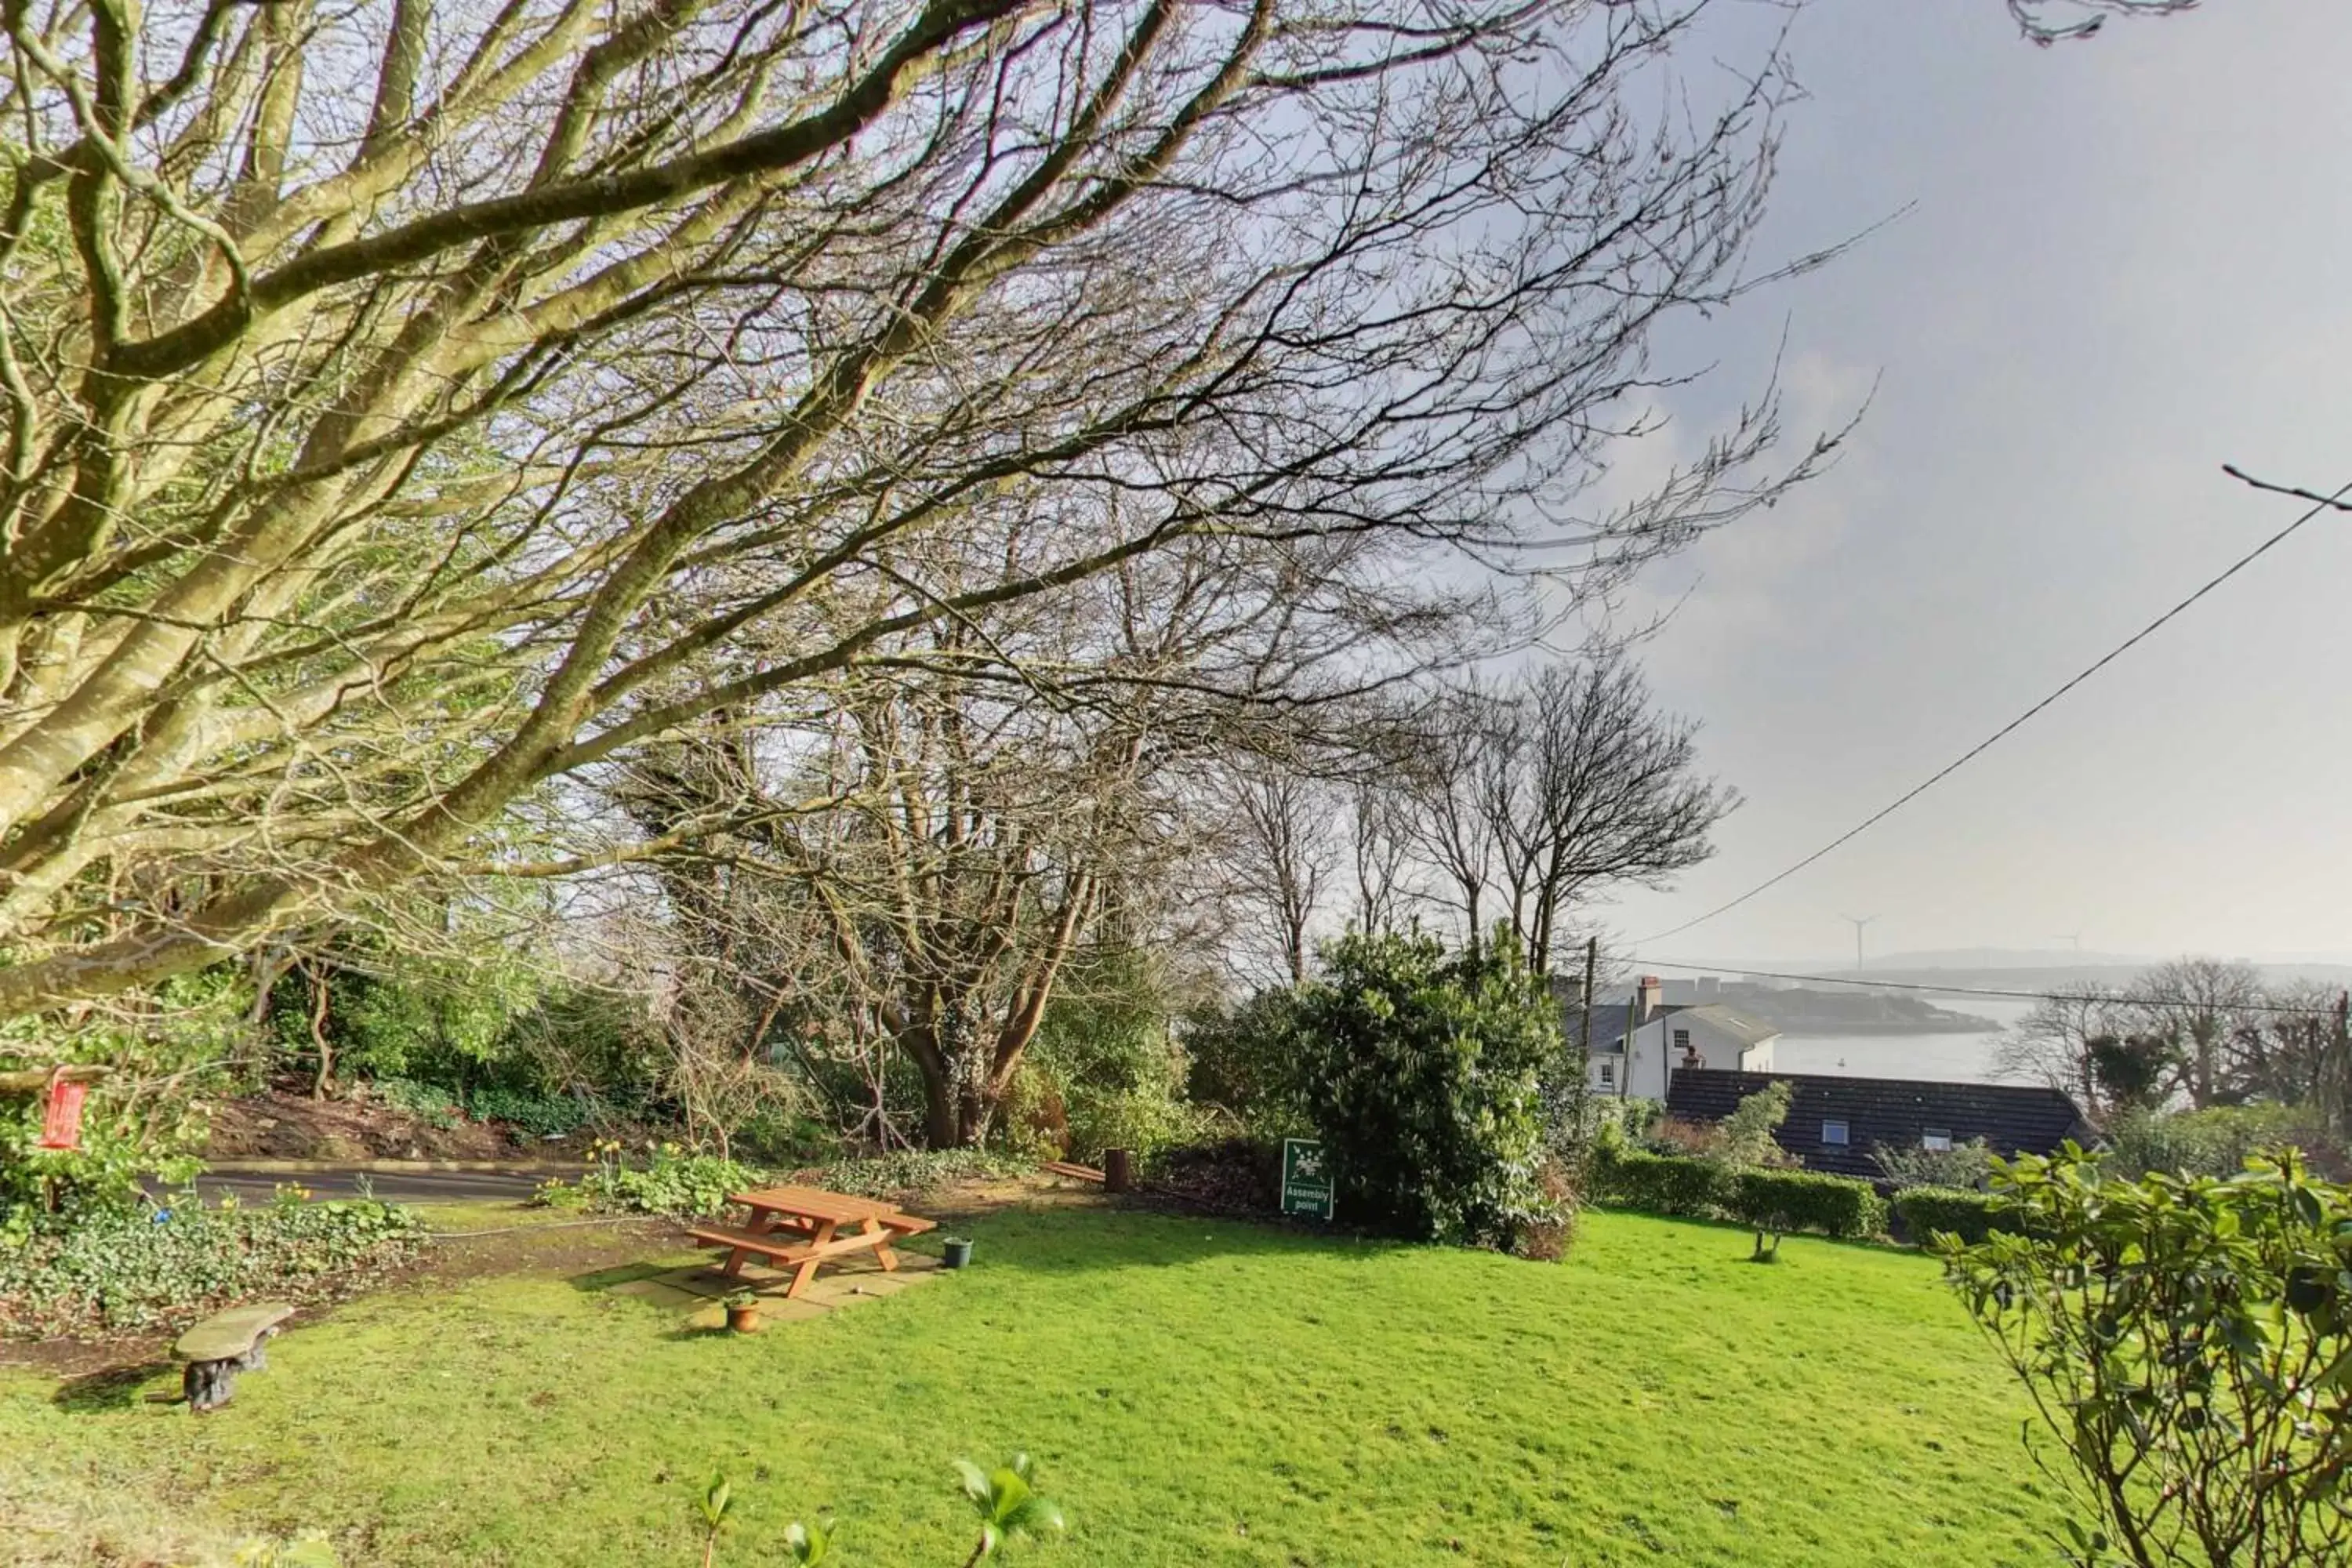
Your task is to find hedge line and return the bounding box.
[1889,1185,2020,1247]
[1730,1167,1885,1241]
[1593,1149,1883,1240]
[1592,1148,1731,1216]
[1594,1147,2031,1249]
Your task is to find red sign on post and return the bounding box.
[38,1077,87,1150]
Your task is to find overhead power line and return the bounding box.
[1634,466,2352,946]
[1621,956,2348,1018]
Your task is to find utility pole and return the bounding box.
[1840,914,1878,975]
[2325,989,2351,1142]
[1570,938,1598,1158]
[1623,985,1639,1100]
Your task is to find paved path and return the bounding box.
[151,1165,554,1206]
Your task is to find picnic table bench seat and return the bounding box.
[687,1186,940,1299]
[683,1222,892,1272]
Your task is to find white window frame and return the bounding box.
[1820,1120,1849,1146]
[1597,1060,1616,1087]
[1922,1128,1954,1152]
[1672,1028,1692,1051]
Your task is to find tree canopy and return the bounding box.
[0,0,1824,1032]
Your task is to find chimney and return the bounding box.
[1636,975,1662,1022]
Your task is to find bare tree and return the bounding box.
[1348,778,1415,935]
[1994,982,2126,1115]
[1491,652,1736,974]
[1398,691,1513,946]
[2134,957,2267,1109]
[0,0,1831,1033]
[1221,769,1339,986]
[2205,979,2350,1113]
[2006,0,2198,45]
[1399,652,1733,971]
[624,522,1410,1145]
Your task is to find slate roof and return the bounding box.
[1561,1002,1782,1055]
[1664,1069,2096,1180]
[1567,1003,1638,1055]
[1677,1005,1778,1047]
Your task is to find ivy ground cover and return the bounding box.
[0,1206,2063,1566]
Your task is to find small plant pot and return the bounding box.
[942,1237,975,1270]
[726,1303,762,1334]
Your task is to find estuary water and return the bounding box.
[1766,994,2041,1085]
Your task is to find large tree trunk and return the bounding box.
[305,963,334,1101]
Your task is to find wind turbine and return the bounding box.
[1840,914,1878,975]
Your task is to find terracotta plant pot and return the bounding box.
[726,1303,761,1334]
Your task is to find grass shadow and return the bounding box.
[52,1359,177,1413]
[566,1261,675,1293]
[658,1323,732,1343]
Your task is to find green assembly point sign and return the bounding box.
[1280,1138,1334,1219]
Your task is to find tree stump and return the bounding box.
[173,1303,293,1412]
[1103,1147,1134,1193]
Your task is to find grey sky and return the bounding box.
[1587,0,2352,965]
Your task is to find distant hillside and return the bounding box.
[1690,951,2352,997]
[1710,983,1998,1036]
[1867,948,2144,971]
[1867,964,2352,996]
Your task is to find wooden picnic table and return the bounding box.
[686,1185,937,1299]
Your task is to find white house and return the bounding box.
[1559,975,1780,1102]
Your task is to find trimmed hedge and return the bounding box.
[1592,1149,1733,1217]
[1891,1185,2019,1247]
[1728,1167,1885,1241]
[1594,1149,1888,1241]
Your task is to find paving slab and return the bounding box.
[608,1279,702,1308]
[656,1265,782,1299]
[588,1247,951,1322]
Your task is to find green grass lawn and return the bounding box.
[0,1205,2063,1568]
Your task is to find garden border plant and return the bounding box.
[0,1186,426,1337]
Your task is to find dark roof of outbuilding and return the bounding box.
[1664,1069,2096,1180]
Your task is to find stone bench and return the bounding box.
[175,1302,293,1412]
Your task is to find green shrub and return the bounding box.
[1891,1185,2019,1247]
[1728,1167,1885,1243]
[1592,1147,1733,1217]
[732,1107,839,1167]
[1295,931,1560,1247]
[1872,1137,1994,1189]
[2,1093,203,1227]
[0,1194,426,1336]
[1585,1096,1663,1152]
[797,1149,1024,1202]
[368,1076,465,1129]
[2099,1103,2327,1181]
[466,1086,590,1139]
[567,1145,755,1217]
[1027,948,1210,1161]
[1941,1149,2352,1566]
[543,1145,1022,1217]
[1181,985,1314,1138]
[1719,1081,1793,1167]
